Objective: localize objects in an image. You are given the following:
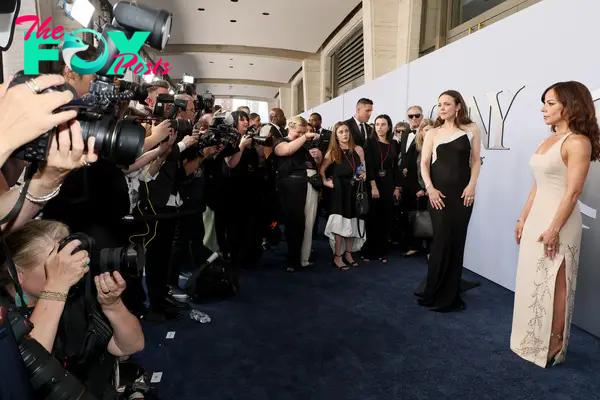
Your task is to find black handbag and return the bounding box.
[356,180,369,218]
[408,201,433,238]
[308,174,323,190]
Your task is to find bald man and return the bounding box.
[268,108,287,138]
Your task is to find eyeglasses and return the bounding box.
[408,114,422,119]
[396,129,405,134]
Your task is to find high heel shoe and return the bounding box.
[344,252,359,267]
[332,255,350,271]
[546,332,564,367]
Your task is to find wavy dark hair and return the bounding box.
[370,114,393,142]
[542,81,600,161]
[434,90,473,128]
[327,121,356,164]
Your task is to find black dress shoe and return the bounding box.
[160,295,190,310]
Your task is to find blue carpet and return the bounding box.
[135,232,600,400]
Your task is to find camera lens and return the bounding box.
[79,116,145,166]
[98,243,145,278]
[20,339,87,400]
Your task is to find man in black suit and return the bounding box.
[309,112,332,155]
[399,105,424,256]
[344,98,374,148]
[268,107,287,139]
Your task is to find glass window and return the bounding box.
[451,0,507,28]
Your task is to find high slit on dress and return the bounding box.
[510,132,582,368]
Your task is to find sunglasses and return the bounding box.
[408,114,422,119]
[396,129,405,134]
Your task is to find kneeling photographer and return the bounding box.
[0,219,144,400]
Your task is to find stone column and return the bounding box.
[278,87,292,119]
[363,0,423,81]
[302,59,321,110]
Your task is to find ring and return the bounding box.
[102,290,110,294]
[547,247,553,251]
[25,78,42,94]
[83,160,91,167]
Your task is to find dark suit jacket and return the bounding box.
[344,118,372,148]
[398,129,420,196]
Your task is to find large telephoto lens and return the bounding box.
[19,339,88,400]
[79,115,145,167]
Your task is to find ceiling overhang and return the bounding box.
[173,78,283,88]
[158,44,318,61]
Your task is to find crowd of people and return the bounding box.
[0,34,599,399]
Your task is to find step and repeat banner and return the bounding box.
[303,0,600,337]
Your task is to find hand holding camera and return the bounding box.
[43,240,90,295]
[43,120,98,176]
[239,135,254,150]
[95,271,127,309]
[0,74,78,161]
[152,119,172,142]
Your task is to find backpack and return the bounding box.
[184,260,239,302]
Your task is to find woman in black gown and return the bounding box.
[362,114,401,263]
[418,90,482,312]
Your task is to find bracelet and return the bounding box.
[39,290,68,302]
[22,184,62,204]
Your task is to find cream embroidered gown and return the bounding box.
[510,133,582,368]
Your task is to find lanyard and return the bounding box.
[377,140,390,170]
[343,149,356,172]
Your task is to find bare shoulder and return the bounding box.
[565,133,592,157]
[466,122,481,135]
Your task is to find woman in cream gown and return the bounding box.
[511,81,600,368]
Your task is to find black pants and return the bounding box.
[364,196,393,258]
[141,206,178,307]
[168,209,212,285]
[277,177,307,268]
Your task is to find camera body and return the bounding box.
[57,233,145,282]
[9,72,147,167]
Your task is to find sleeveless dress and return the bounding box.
[324,149,366,253]
[420,129,473,310]
[511,133,582,368]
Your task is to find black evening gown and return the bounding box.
[419,131,474,311]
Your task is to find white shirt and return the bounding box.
[354,117,368,140]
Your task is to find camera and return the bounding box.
[57,233,145,280]
[117,80,148,103]
[8,71,147,167]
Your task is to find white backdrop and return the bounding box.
[303,0,600,337]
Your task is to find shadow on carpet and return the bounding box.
[135,236,600,400]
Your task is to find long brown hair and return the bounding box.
[327,122,356,164]
[542,81,600,161]
[434,89,473,128]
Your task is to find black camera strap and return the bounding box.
[0,165,37,228]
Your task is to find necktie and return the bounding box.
[360,123,366,139]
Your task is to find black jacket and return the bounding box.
[344,118,372,148]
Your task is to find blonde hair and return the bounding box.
[394,121,410,133]
[0,220,69,286]
[416,119,435,152]
[287,116,308,131]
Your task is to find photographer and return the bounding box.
[224,111,265,267]
[167,94,214,291]
[0,219,144,399]
[0,74,97,232]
